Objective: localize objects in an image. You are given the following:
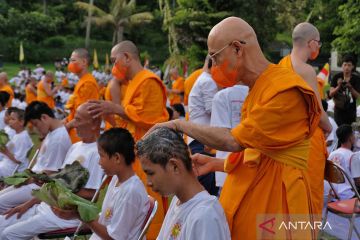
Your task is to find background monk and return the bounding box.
[278,22,332,218]
[184,68,202,106]
[25,76,37,105]
[37,71,59,109]
[0,72,14,107]
[87,40,169,239]
[146,17,321,239]
[168,67,184,106]
[65,48,99,143]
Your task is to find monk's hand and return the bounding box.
[143,120,180,139]
[192,153,217,176]
[51,206,79,220]
[87,100,117,119]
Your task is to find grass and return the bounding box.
[0,62,56,79]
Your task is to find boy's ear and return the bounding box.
[113,152,124,165]
[168,158,181,174]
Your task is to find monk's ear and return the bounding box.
[123,52,131,64]
[233,41,244,57]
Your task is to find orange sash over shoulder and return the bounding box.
[25,84,37,104]
[169,77,184,106]
[220,64,321,240]
[37,81,55,109]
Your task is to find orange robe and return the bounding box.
[104,81,128,130]
[184,69,202,106]
[279,55,327,216]
[118,69,168,239]
[0,84,14,107]
[25,84,37,104]
[220,64,321,239]
[169,76,184,106]
[37,81,55,109]
[317,77,325,99]
[66,73,99,143]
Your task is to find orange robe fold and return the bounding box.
[169,76,184,106]
[37,81,55,109]
[66,73,99,143]
[119,69,168,239]
[220,64,321,239]
[104,81,128,130]
[184,69,202,106]
[25,84,37,104]
[0,84,14,107]
[279,55,328,216]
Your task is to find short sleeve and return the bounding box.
[83,152,103,189]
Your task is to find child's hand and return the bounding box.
[4,201,32,219]
[51,206,79,220]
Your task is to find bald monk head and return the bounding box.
[110,40,143,84]
[0,72,8,87]
[73,102,101,141]
[44,71,54,83]
[292,22,321,61]
[68,48,90,77]
[208,17,269,88]
[170,67,179,81]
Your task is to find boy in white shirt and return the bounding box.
[3,108,16,139]
[0,102,103,239]
[0,101,72,213]
[326,124,355,200]
[0,108,33,177]
[137,127,231,240]
[53,128,149,240]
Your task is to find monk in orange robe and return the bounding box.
[87,41,169,239]
[25,76,37,104]
[103,78,128,130]
[37,71,58,109]
[146,17,321,239]
[0,72,14,107]
[168,68,184,106]
[184,68,202,106]
[65,48,99,143]
[278,22,332,218]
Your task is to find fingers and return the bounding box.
[5,208,17,219]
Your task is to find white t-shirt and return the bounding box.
[210,85,249,187]
[90,175,149,240]
[157,191,231,240]
[325,148,354,200]
[326,116,338,154]
[37,141,103,218]
[350,151,360,178]
[31,126,72,173]
[4,125,16,140]
[0,110,5,130]
[0,130,33,176]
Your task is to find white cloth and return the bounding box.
[350,151,360,178]
[0,130,33,177]
[55,70,65,83]
[90,175,149,240]
[0,110,5,130]
[325,148,354,200]
[210,85,248,187]
[4,125,15,140]
[326,117,338,154]
[31,126,71,173]
[157,191,231,240]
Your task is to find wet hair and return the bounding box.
[24,101,55,126]
[336,124,353,145]
[0,91,10,107]
[172,104,185,117]
[97,128,135,166]
[136,127,192,171]
[166,107,173,120]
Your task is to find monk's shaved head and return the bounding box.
[77,102,93,119]
[0,72,7,80]
[208,17,258,54]
[112,40,140,60]
[72,48,91,65]
[45,71,54,78]
[292,22,319,46]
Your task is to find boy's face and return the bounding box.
[98,144,117,176]
[139,156,175,197]
[4,112,10,125]
[30,117,50,137]
[9,112,23,130]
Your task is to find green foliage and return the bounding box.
[332,0,360,54]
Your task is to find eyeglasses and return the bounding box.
[309,39,322,48]
[209,40,246,65]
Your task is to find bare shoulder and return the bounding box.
[294,62,316,83]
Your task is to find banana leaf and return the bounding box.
[0,130,9,149]
[32,180,100,222]
[2,161,89,192]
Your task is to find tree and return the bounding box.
[332,0,360,54]
[75,0,154,44]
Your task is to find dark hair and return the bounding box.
[336,124,353,145]
[321,99,328,112]
[166,107,173,120]
[97,128,135,166]
[24,101,55,126]
[10,108,25,121]
[6,107,18,116]
[342,54,356,66]
[172,104,185,117]
[0,91,10,107]
[136,127,192,171]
